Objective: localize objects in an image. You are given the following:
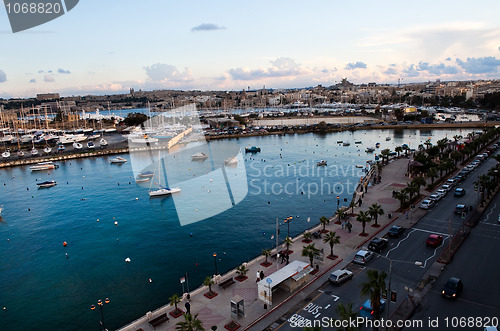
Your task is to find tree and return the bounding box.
[360,269,387,323]
[169,293,181,313]
[392,190,409,209]
[335,208,345,222]
[303,232,312,242]
[284,236,293,253]
[262,249,272,264]
[368,203,384,227]
[411,177,427,196]
[323,231,340,258]
[380,149,391,164]
[356,210,371,235]
[203,276,214,294]
[320,216,329,231]
[395,146,403,158]
[335,302,359,331]
[236,264,248,279]
[349,201,356,214]
[123,112,148,126]
[426,167,438,185]
[302,243,320,268]
[176,313,205,331]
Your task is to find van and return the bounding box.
[353,250,373,265]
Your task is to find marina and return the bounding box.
[0,127,473,330]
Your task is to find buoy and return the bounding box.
[97,219,99,222]
[195,209,198,212]
[63,241,67,247]
[135,197,138,200]
[65,253,68,258]
[125,257,131,263]
[210,178,213,182]
[149,278,152,283]
[114,221,118,225]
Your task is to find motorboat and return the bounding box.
[366,147,375,153]
[191,152,208,160]
[0,204,3,216]
[30,161,59,171]
[30,148,38,156]
[149,187,181,197]
[354,141,362,144]
[2,149,11,158]
[99,137,108,147]
[73,142,83,149]
[317,160,327,166]
[356,165,364,168]
[343,142,351,146]
[386,137,391,141]
[375,143,381,148]
[138,171,155,178]
[87,141,95,149]
[245,146,261,153]
[110,156,127,164]
[17,150,25,157]
[57,144,65,152]
[135,177,150,183]
[224,156,238,165]
[43,147,52,154]
[37,180,57,188]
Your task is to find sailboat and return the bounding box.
[149,153,181,197]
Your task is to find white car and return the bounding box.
[429,194,441,202]
[328,269,354,285]
[445,179,457,187]
[441,184,452,192]
[420,199,435,210]
[353,250,373,265]
[436,189,447,198]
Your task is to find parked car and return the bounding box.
[455,175,465,182]
[388,226,405,238]
[441,184,452,192]
[454,188,466,197]
[441,277,463,299]
[445,179,457,187]
[359,299,386,319]
[426,234,444,247]
[455,204,467,214]
[419,199,435,210]
[429,194,441,202]
[436,189,447,198]
[353,250,373,265]
[328,269,354,285]
[368,238,389,253]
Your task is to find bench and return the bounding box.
[219,277,235,289]
[148,313,169,329]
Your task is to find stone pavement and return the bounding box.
[118,157,424,331]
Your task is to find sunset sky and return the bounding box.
[1,0,500,98]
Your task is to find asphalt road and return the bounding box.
[267,150,500,331]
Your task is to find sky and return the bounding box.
[1,0,500,98]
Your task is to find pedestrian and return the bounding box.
[256,271,260,282]
[358,199,362,207]
[184,301,191,315]
[260,270,264,280]
[286,254,290,264]
[378,175,381,183]
[347,222,352,233]
[341,221,345,229]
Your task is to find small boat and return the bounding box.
[224,156,238,165]
[149,187,181,197]
[37,180,57,188]
[138,171,155,178]
[30,148,38,156]
[375,143,381,148]
[0,204,3,216]
[87,141,95,149]
[355,165,364,168]
[17,150,25,157]
[375,155,380,161]
[135,177,150,183]
[343,142,351,146]
[386,137,391,141]
[191,152,208,160]
[317,160,327,166]
[110,156,127,164]
[366,147,375,153]
[43,147,52,154]
[2,150,11,158]
[337,141,343,144]
[73,142,83,149]
[99,138,108,147]
[245,146,261,153]
[354,141,362,144]
[30,161,59,171]
[57,144,65,152]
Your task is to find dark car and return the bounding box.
[426,234,444,248]
[455,204,467,214]
[442,277,463,299]
[388,226,405,238]
[368,238,389,253]
[454,188,466,197]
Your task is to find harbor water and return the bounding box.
[0,128,472,330]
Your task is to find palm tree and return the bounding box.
[424,140,432,150]
[368,203,384,227]
[426,167,438,185]
[169,293,181,313]
[262,249,272,264]
[235,264,248,280]
[176,313,204,331]
[392,190,408,209]
[203,276,214,294]
[411,176,426,196]
[335,208,345,223]
[320,216,329,232]
[335,302,359,331]
[303,232,312,242]
[380,148,391,164]
[356,210,371,235]
[349,201,356,214]
[360,269,387,323]
[394,146,403,158]
[323,231,340,258]
[302,243,320,268]
[284,236,293,254]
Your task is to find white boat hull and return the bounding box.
[149,187,181,197]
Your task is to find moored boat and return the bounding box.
[149,187,181,197]
[43,147,52,154]
[354,141,362,144]
[57,144,65,152]
[17,150,25,157]
[73,142,83,149]
[343,142,351,146]
[386,137,391,141]
[110,156,127,164]
[37,180,57,188]
[375,142,381,148]
[317,160,327,166]
[224,156,238,165]
[366,147,375,153]
[138,171,155,178]
[30,148,38,156]
[87,141,95,149]
[191,152,208,160]
[30,161,59,171]
[245,146,261,153]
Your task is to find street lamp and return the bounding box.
[213,252,218,276]
[283,216,293,238]
[90,298,110,331]
[336,196,340,217]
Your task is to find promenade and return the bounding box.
[118,157,422,331]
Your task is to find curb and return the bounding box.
[243,259,343,331]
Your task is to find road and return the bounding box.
[266,149,500,331]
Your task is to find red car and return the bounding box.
[426,234,444,248]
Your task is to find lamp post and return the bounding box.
[213,252,218,276]
[284,216,292,238]
[90,298,110,331]
[336,196,340,217]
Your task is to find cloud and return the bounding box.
[144,63,193,82]
[345,62,367,70]
[38,70,44,73]
[0,69,6,83]
[403,64,420,78]
[43,74,55,82]
[383,67,398,76]
[29,79,36,83]
[58,68,71,74]
[445,57,451,61]
[416,61,458,75]
[229,57,305,80]
[456,56,500,74]
[191,23,226,32]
